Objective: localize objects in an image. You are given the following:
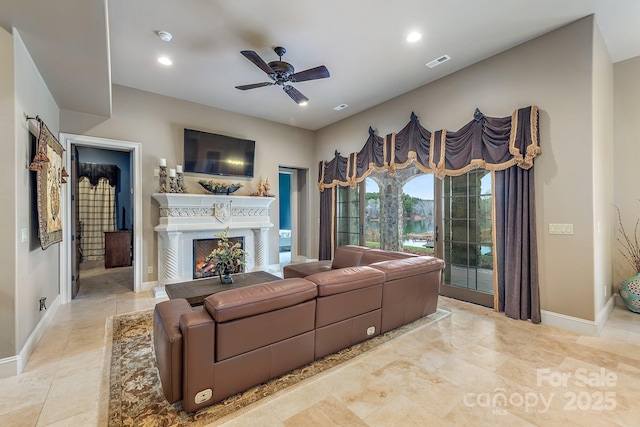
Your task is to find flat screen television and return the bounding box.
[183,128,255,178]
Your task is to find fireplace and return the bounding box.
[193,237,245,279]
[152,193,275,288]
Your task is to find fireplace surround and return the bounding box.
[152,193,275,291]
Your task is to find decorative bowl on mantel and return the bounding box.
[198,180,243,195]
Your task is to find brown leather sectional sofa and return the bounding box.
[153,245,445,413]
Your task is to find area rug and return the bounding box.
[107,307,451,426]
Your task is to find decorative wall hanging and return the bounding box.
[29,117,65,249]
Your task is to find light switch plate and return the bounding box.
[21,228,28,243]
[549,224,574,235]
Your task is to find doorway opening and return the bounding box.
[59,134,142,304]
[73,146,133,298]
[278,166,310,268]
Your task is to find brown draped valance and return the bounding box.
[318,105,540,188]
[79,163,119,187]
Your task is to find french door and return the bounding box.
[335,169,494,308]
[335,185,365,247]
[440,170,494,307]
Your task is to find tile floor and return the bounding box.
[0,268,639,426]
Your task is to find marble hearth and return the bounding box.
[152,193,275,291]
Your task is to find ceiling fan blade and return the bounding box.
[235,82,273,90]
[240,50,275,75]
[283,85,309,104]
[290,65,330,83]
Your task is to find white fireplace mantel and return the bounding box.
[152,193,275,288]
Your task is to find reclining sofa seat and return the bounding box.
[154,245,445,413]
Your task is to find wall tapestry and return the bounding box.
[31,120,65,249]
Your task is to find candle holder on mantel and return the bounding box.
[176,172,186,193]
[158,166,168,193]
[169,176,178,193]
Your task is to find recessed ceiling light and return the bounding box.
[333,104,348,111]
[157,56,173,66]
[406,32,422,43]
[298,101,308,106]
[157,30,173,42]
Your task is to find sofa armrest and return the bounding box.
[179,309,216,413]
[153,299,193,404]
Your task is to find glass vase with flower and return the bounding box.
[202,227,247,284]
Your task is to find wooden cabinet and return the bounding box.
[104,230,132,268]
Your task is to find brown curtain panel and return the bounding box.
[317,105,541,323]
[318,187,334,260]
[495,166,541,323]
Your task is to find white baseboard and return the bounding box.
[541,295,615,336]
[141,280,157,293]
[613,293,625,307]
[152,285,167,298]
[0,295,60,379]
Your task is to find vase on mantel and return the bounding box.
[620,273,640,313]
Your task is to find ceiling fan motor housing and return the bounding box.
[268,61,295,84]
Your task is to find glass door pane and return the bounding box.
[441,170,494,307]
[402,174,435,255]
[364,178,381,248]
[335,185,363,247]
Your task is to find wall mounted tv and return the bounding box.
[183,128,255,178]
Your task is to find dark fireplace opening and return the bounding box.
[193,236,245,279]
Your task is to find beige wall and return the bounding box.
[61,85,316,282]
[0,28,61,365]
[613,56,640,287]
[591,22,614,313]
[315,16,600,321]
[14,30,61,354]
[0,27,16,361]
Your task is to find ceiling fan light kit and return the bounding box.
[236,46,330,104]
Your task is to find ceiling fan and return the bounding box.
[235,46,330,104]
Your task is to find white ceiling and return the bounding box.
[1,0,639,130]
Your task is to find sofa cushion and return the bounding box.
[369,256,445,281]
[330,245,370,269]
[360,248,416,265]
[205,278,318,323]
[282,260,331,278]
[305,266,385,296]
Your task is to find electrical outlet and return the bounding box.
[153,168,159,177]
[21,228,28,243]
[148,266,153,274]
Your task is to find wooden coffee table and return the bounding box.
[165,270,282,306]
